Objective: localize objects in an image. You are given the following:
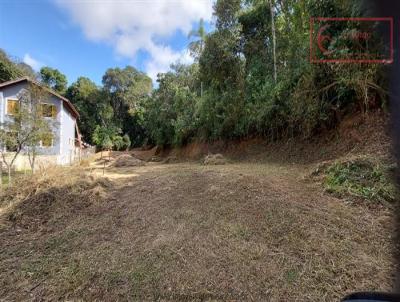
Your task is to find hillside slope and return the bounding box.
[162,112,391,165]
[0,111,396,301]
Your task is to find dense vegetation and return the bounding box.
[0,0,388,150]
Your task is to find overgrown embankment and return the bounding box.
[0,167,111,229]
[159,111,396,207]
[160,112,389,162]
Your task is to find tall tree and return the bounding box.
[40,67,68,94]
[143,64,199,146]
[213,0,242,31]
[188,18,207,60]
[102,66,152,146]
[66,77,102,144]
[0,49,37,82]
[269,0,277,83]
[198,0,245,139]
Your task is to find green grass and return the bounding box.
[324,158,396,204]
[1,170,31,186]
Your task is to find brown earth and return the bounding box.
[0,111,396,301]
[162,111,392,164]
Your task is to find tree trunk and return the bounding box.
[28,149,36,173]
[0,163,3,189]
[31,157,35,174]
[270,0,277,83]
[8,166,11,184]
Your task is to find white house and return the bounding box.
[0,77,81,169]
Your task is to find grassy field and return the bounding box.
[0,158,396,301]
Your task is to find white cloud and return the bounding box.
[23,53,43,71]
[145,45,193,81]
[56,0,213,82]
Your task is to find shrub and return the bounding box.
[324,158,396,205]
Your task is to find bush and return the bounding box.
[324,158,396,205]
[113,135,124,151]
[122,134,131,150]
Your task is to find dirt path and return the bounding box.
[0,161,395,301]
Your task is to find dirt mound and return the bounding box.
[111,154,146,168]
[131,146,161,161]
[0,167,111,230]
[203,153,227,165]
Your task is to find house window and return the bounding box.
[41,136,53,147]
[6,99,19,115]
[41,103,57,118]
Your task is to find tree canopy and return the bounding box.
[40,67,68,94]
[0,49,37,82]
[0,0,388,150]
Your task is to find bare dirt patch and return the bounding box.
[0,160,395,301]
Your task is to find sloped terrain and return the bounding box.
[0,159,395,301]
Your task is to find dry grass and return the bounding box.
[0,161,396,301]
[0,167,111,227]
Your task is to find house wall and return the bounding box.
[4,153,58,171]
[59,102,76,165]
[0,82,62,156]
[0,81,77,166]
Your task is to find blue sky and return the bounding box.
[0,0,213,86]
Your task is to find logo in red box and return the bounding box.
[310,17,393,63]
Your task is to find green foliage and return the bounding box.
[111,134,131,151]
[92,125,120,151]
[324,159,396,204]
[139,0,387,146]
[112,135,124,151]
[102,66,152,116]
[213,0,242,31]
[197,19,244,140]
[40,67,68,94]
[66,67,152,148]
[142,64,199,146]
[16,63,36,79]
[188,18,206,60]
[2,0,388,151]
[122,134,131,150]
[102,66,152,146]
[0,49,37,82]
[102,136,113,151]
[66,77,101,144]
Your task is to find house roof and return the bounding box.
[0,77,79,118]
